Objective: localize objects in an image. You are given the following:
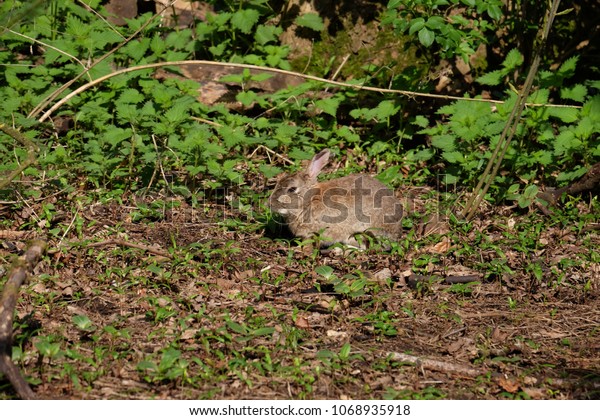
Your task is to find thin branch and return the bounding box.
[388,351,485,378]
[75,0,126,41]
[0,240,47,399]
[462,0,563,220]
[1,27,90,79]
[37,58,579,124]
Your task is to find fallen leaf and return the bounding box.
[498,376,520,393]
[294,316,310,329]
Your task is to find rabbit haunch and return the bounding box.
[269,149,404,247]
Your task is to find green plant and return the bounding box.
[72,315,96,333]
[34,335,63,361]
[137,347,192,383]
[382,0,503,64]
[417,52,599,199]
[316,343,362,371]
[315,266,373,299]
[355,310,399,337]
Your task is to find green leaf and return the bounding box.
[431,134,456,151]
[315,265,334,279]
[503,49,524,70]
[255,25,281,45]
[137,360,157,372]
[418,27,435,47]
[442,151,464,163]
[118,89,145,104]
[560,84,588,102]
[339,343,351,360]
[532,150,552,165]
[251,327,275,337]
[547,107,579,123]
[517,185,538,208]
[408,18,425,35]
[376,165,401,185]
[476,69,504,86]
[558,56,579,78]
[528,88,549,104]
[164,102,189,124]
[231,9,260,34]
[554,130,580,156]
[295,13,324,31]
[315,97,341,117]
[250,73,273,83]
[375,100,400,119]
[72,315,94,331]
[575,116,594,139]
[259,164,281,178]
[425,16,445,30]
[160,348,181,369]
[439,173,458,184]
[209,41,228,57]
[226,320,248,334]
[556,166,587,183]
[412,115,429,128]
[408,148,434,161]
[236,90,258,107]
[487,4,503,20]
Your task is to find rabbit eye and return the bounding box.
[286,186,298,194]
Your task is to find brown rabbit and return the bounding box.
[269,149,404,247]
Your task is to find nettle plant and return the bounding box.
[416,51,600,204]
[0,0,322,196]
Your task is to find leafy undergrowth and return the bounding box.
[1,166,598,400]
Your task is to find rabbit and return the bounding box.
[268,149,404,248]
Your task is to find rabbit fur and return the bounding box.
[269,149,404,247]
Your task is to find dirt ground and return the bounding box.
[1,189,598,400]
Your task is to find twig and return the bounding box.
[0,240,47,399]
[150,134,174,195]
[86,239,172,259]
[191,116,222,127]
[248,144,294,165]
[36,58,580,124]
[75,0,125,41]
[325,53,351,93]
[1,28,90,79]
[462,0,563,220]
[537,161,600,205]
[388,351,486,378]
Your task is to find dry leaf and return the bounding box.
[498,376,520,393]
[294,316,310,329]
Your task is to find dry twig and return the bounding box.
[0,240,47,399]
[86,238,172,259]
[388,351,486,378]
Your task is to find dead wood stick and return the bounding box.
[388,351,486,378]
[0,240,47,399]
[538,161,600,205]
[86,238,172,259]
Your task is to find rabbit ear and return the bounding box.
[307,149,331,178]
